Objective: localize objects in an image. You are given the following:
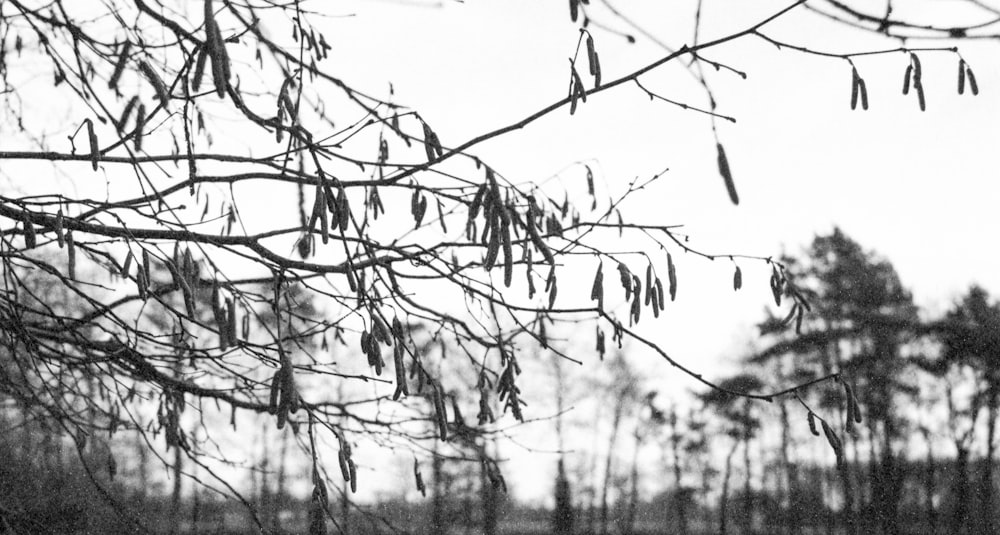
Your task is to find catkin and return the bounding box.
[134,103,146,151]
[592,52,602,87]
[415,196,427,228]
[268,371,281,413]
[618,263,632,301]
[844,381,862,424]
[656,278,665,311]
[66,232,75,279]
[138,61,169,108]
[502,223,513,288]
[348,460,357,493]
[207,15,230,98]
[318,190,329,244]
[667,253,677,301]
[227,297,237,343]
[108,40,131,90]
[484,219,501,270]
[821,420,844,465]
[547,276,558,309]
[136,267,147,300]
[337,188,350,232]
[586,35,597,75]
[717,143,738,205]
[432,386,448,441]
[858,78,869,110]
[121,250,133,277]
[590,262,603,303]
[422,123,437,162]
[192,44,208,92]
[55,209,65,248]
[414,459,426,496]
[393,344,407,400]
[850,68,859,110]
[958,59,967,95]
[117,96,138,132]
[142,248,151,284]
[86,119,99,171]
[373,315,390,345]
[22,211,36,249]
[644,264,653,306]
[338,448,351,482]
[967,66,979,95]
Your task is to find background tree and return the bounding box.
[940,286,1000,535]
[699,373,764,535]
[733,229,1000,535]
[750,228,921,534]
[551,353,575,535]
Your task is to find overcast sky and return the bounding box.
[325,0,1000,375]
[5,0,997,505]
[296,0,1000,502]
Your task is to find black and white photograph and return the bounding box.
[2,1,999,533]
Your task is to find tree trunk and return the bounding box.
[832,403,856,535]
[586,402,604,535]
[274,427,289,534]
[719,440,739,535]
[260,425,272,531]
[191,469,201,535]
[340,476,351,535]
[249,436,259,531]
[759,444,776,533]
[702,465,713,534]
[877,425,900,535]
[461,478,474,528]
[170,441,183,535]
[623,426,641,535]
[480,447,499,535]
[952,444,970,535]
[430,446,445,535]
[779,402,799,535]
[600,398,625,535]
[669,409,690,535]
[982,393,998,535]
[552,357,574,535]
[168,362,183,534]
[822,467,833,535]
[922,429,937,535]
[587,493,597,535]
[742,405,754,535]
[553,459,574,535]
[865,418,881,534]
[836,452,857,535]
[135,432,149,500]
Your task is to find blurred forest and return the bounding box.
[3,227,998,534]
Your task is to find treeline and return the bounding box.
[545,227,1000,535]
[2,228,998,535]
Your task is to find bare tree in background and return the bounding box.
[0,0,994,530]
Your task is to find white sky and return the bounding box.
[4,0,998,507]
[313,0,1000,502]
[323,0,1000,374]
